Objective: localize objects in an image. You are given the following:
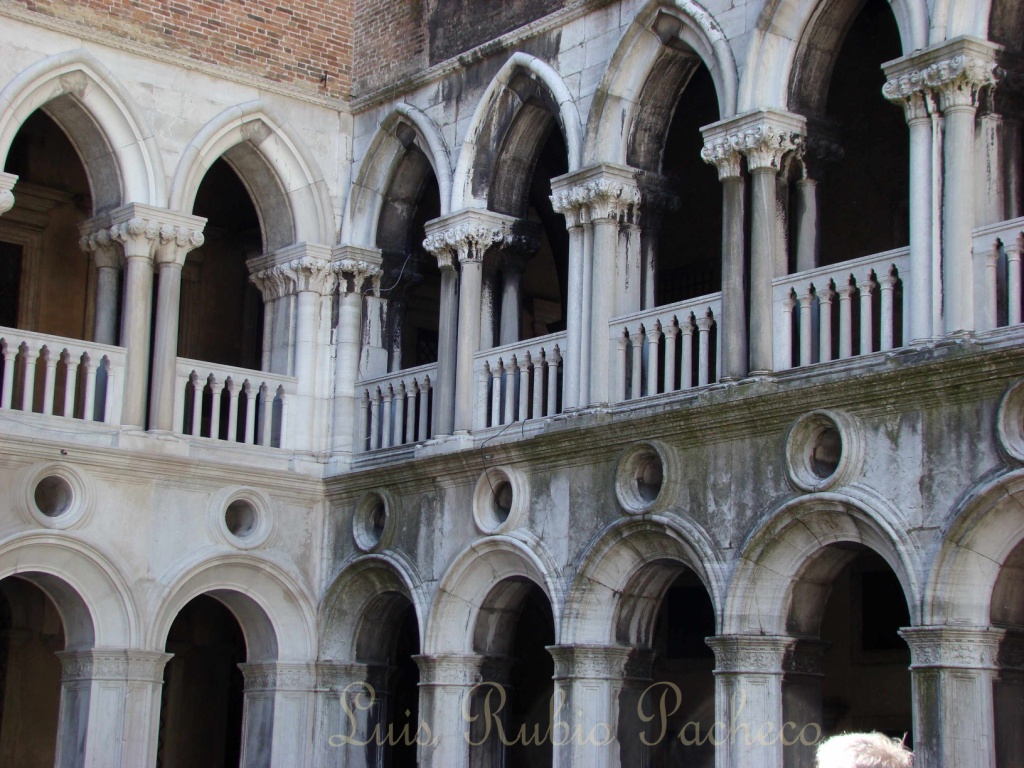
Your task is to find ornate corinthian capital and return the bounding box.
[422,209,524,268]
[883,36,1001,116]
[701,109,806,175]
[333,245,384,295]
[549,163,642,227]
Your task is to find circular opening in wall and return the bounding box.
[786,410,863,492]
[354,492,393,552]
[369,498,387,542]
[997,380,1024,462]
[635,456,664,502]
[225,500,257,538]
[811,426,842,479]
[33,475,72,518]
[492,479,514,523]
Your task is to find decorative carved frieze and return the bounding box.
[900,626,1005,670]
[701,109,806,176]
[884,37,1001,116]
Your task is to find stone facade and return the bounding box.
[0,0,1023,766]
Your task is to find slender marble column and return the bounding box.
[455,250,483,432]
[549,189,588,410]
[434,263,458,436]
[110,216,159,429]
[499,252,526,346]
[149,221,205,432]
[80,228,123,345]
[480,261,499,351]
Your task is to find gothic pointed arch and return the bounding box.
[424,533,562,655]
[345,104,452,249]
[451,52,582,211]
[168,101,333,251]
[151,553,316,661]
[724,491,921,636]
[583,0,738,168]
[0,49,164,211]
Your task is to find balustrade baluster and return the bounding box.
[244,385,256,444]
[0,344,14,410]
[189,375,202,436]
[859,271,876,355]
[982,246,1000,331]
[532,354,545,418]
[406,381,418,444]
[474,366,490,431]
[208,379,224,440]
[680,319,694,389]
[41,348,56,415]
[1008,240,1022,325]
[261,384,273,447]
[615,333,628,402]
[84,356,97,422]
[630,331,644,399]
[21,343,37,411]
[546,347,560,416]
[879,272,897,351]
[394,383,407,446]
[381,386,394,448]
[818,286,835,362]
[518,354,531,421]
[697,314,713,386]
[646,322,661,397]
[102,361,115,424]
[418,380,431,440]
[490,361,503,426]
[62,352,76,418]
[780,293,796,369]
[226,380,239,442]
[356,391,370,451]
[664,323,679,394]
[838,283,855,359]
[370,389,382,450]
[278,391,289,449]
[799,292,814,366]
[504,356,517,423]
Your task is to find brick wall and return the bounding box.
[425,0,568,64]
[352,0,425,97]
[13,0,353,98]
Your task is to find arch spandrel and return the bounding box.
[318,552,428,662]
[424,534,563,656]
[562,515,725,647]
[0,49,164,210]
[451,52,582,212]
[169,100,333,251]
[151,553,316,661]
[0,532,138,649]
[724,492,922,636]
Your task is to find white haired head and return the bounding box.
[815,732,913,768]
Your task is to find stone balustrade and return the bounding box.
[356,363,437,452]
[473,331,565,430]
[0,326,124,424]
[172,358,295,449]
[972,216,1024,330]
[773,248,909,370]
[610,294,722,402]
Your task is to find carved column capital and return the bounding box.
[422,209,526,268]
[56,649,172,683]
[413,653,485,686]
[110,216,160,261]
[154,218,206,268]
[547,645,633,680]
[549,163,643,225]
[79,224,123,269]
[701,109,806,175]
[0,171,17,216]
[884,36,1002,115]
[333,244,384,295]
[706,634,793,673]
[239,661,318,692]
[900,626,1005,670]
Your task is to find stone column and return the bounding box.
[550,183,591,410]
[149,218,206,432]
[793,130,843,273]
[0,171,16,216]
[781,640,828,768]
[331,249,382,457]
[54,649,171,768]
[995,630,1024,768]
[415,653,485,768]
[79,227,123,345]
[707,635,793,768]
[547,645,632,768]
[480,260,500,351]
[499,251,527,346]
[249,261,294,375]
[313,662,404,768]
[900,626,1003,768]
[700,140,746,380]
[109,212,159,429]
[883,73,939,343]
[240,662,318,768]
[382,261,422,371]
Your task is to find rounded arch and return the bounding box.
[737,0,927,112]
[151,553,316,661]
[724,491,921,636]
[0,532,138,648]
[562,515,725,646]
[0,49,163,211]
[345,104,451,249]
[584,0,738,167]
[169,101,332,251]
[926,468,1024,626]
[451,52,582,211]
[319,552,429,662]
[424,534,563,655]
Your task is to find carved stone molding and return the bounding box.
[422,209,529,268]
[547,645,633,681]
[706,635,792,673]
[900,626,1005,670]
[884,37,1001,115]
[0,171,17,216]
[701,109,806,175]
[239,661,318,692]
[56,649,172,683]
[413,653,485,686]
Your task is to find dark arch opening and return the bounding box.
[0,577,65,767]
[992,538,1024,767]
[183,157,264,370]
[156,594,247,768]
[2,110,93,338]
[790,0,908,268]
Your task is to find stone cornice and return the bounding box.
[549,164,642,226]
[701,109,806,175]
[0,171,16,216]
[883,36,1002,114]
[422,209,528,268]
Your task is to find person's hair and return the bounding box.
[815,732,913,768]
